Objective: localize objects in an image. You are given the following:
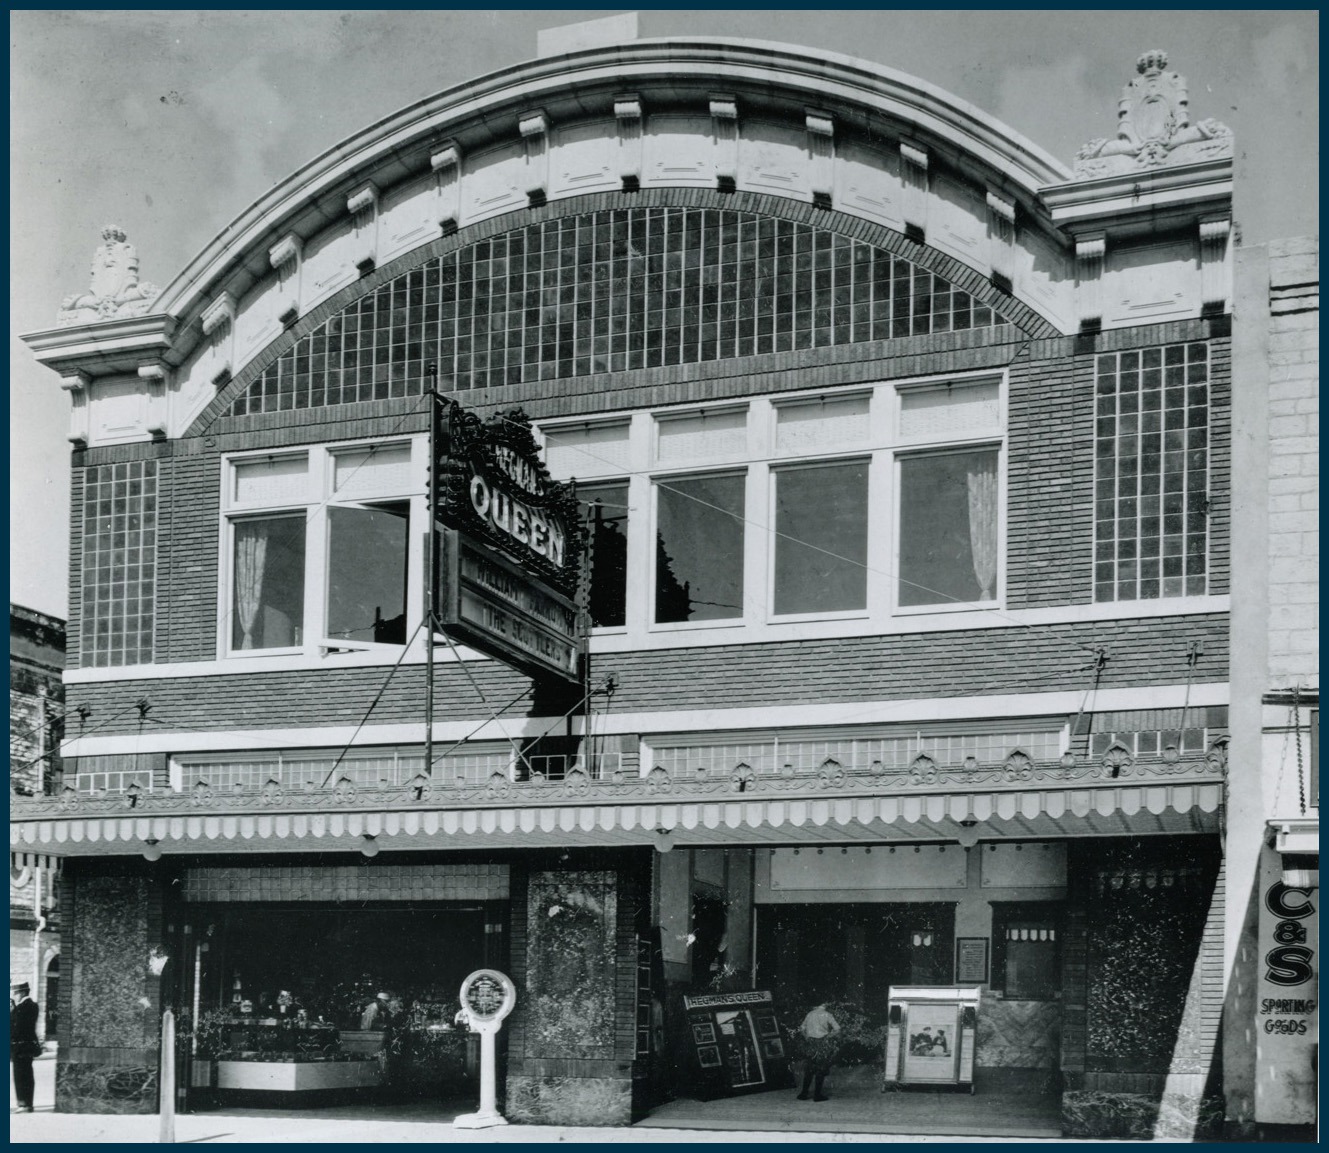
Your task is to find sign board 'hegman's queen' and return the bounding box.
[434,403,582,596]
[432,402,585,684]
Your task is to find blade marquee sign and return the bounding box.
[433,402,585,683]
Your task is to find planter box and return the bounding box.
[217,1059,382,1092]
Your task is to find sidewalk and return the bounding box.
[10,1108,1054,1144]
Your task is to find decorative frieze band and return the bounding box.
[806,110,835,208]
[899,142,929,241]
[346,183,379,273]
[1198,215,1231,314]
[200,291,236,337]
[710,95,739,190]
[519,110,549,203]
[268,232,303,326]
[61,371,90,446]
[615,94,643,189]
[430,142,462,233]
[1075,233,1107,331]
[985,190,1016,288]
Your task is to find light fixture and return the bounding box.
[653,829,674,854]
[360,834,380,859]
[956,819,981,849]
[142,838,163,862]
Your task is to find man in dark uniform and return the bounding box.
[11,982,41,1112]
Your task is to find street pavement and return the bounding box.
[12,1055,1062,1144]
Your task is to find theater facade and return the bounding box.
[15,31,1312,1138]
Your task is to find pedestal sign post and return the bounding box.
[453,969,517,1130]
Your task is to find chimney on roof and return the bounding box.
[537,12,639,58]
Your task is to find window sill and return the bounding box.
[768,608,870,625]
[894,599,1001,617]
[648,617,746,633]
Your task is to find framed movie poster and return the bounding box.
[884,986,981,1091]
[955,937,989,984]
[901,1001,960,1082]
[681,990,795,1099]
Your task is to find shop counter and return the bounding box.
[217,1057,382,1092]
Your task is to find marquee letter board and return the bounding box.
[681,990,793,1099]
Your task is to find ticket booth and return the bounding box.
[883,986,981,1092]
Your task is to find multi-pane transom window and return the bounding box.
[223,443,418,655]
[78,460,157,666]
[229,208,1007,416]
[1094,344,1209,601]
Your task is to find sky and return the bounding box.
[9,9,1319,619]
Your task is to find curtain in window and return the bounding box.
[966,455,998,600]
[235,522,269,649]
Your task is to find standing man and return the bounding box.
[11,982,41,1113]
[796,998,840,1102]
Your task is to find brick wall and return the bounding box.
[1264,238,1318,683]
[62,612,1229,742]
[63,193,1232,669]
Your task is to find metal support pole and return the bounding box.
[425,387,437,781]
[159,1008,176,1143]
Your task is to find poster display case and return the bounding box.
[681,990,794,1098]
[883,986,981,1092]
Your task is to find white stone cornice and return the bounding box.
[805,111,834,139]
[1074,233,1107,330]
[518,109,549,139]
[1199,214,1232,313]
[900,142,929,238]
[519,109,549,199]
[137,363,169,392]
[346,182,379,217]
[805,110,835,206]
[431,141,462,231]
[200,291,236,337]
[615,94,644,186]
[59,370,91,394]
[268,233,302,271]
[711,94,739,185]
[986,190,1016,286]
[430,142,461,172]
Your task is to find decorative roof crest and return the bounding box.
[57,226,161,326]
[1074,50,1232,178]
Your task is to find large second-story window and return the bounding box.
[773,460,869,614]
[578,481,629,629]
[542,373,1007,642]
[655,473,746,622]
[224,443,418,655]
[232,514,305,650]
[1094,344,1209,601]
[898,448,999,607]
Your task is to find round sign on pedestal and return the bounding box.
[454,969,516,1130]
[459,968,516,1026]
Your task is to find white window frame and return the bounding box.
[767,456,873,623]
[537,371,1010,648]
[649,466,751,632]
[218,438,425,660]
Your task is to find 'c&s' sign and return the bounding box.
[1263,882,1315,987]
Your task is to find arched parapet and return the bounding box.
[24,39,1231,448]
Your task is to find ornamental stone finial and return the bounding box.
[1073,50,1232,177]
[57,226,161,326]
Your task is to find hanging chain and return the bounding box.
[1292,685,1306,815]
